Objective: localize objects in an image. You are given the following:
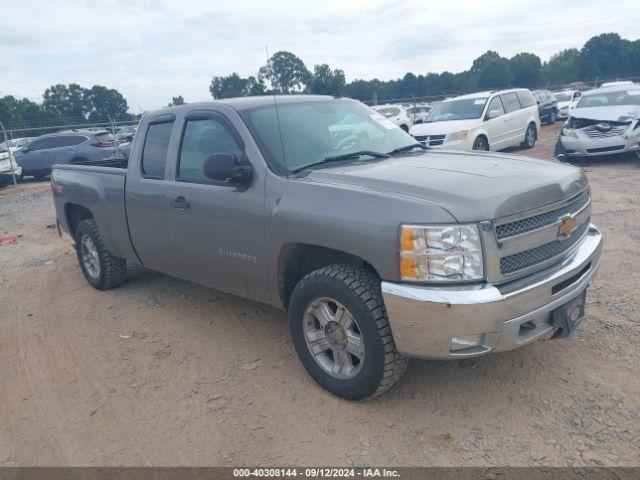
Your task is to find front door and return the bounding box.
[165,111,267,301]
[485,96,508,150]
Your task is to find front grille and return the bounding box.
[583,124,628,138]
[415,134,446,146]
[496,191,590,239]
[500,222,589,275]
[586,145,625,153]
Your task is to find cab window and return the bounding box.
[501,93,522,113]
[141,121,174,179]
[177,117,243,184]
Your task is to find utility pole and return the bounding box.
[0,121,18,186]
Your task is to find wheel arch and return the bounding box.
[65,202,94,237]
[277,243,380,310]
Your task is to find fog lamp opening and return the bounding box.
[450,334,484,352]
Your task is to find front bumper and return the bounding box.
[560,131,640,156]
[381,225,602,359]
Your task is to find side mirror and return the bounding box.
[203,152,252,185]
[487,109,501,119]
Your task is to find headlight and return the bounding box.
[400,224,483,282]
[562,127,578,138]
[447,130,468,142]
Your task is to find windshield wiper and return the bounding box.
[387,143,428,155]
[291,150,390,174]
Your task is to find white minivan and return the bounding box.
[409,89,541,152]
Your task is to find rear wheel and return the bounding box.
[472,136,489,151]
[75,219,127,290]
[521,123,537,149]
[288,264,408,400]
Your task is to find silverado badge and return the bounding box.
[558,214,577,240]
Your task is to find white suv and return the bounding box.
[371,104,412,132]
[409,89,541,151]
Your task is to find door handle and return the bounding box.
[170,196,191,209]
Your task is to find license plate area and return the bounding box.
[551,290,587,339]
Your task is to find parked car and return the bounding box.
[533,90,559,124]
[406,105,432,124]
[600,81,636,88]
[371,104,412,131]
[14,130,123,179]
[557,84,640,157]
[116,125,138,142]
[552,90,582,119]
[51,95,602,400]
[410,89,540,151]
[0,138,31,185]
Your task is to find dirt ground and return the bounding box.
[1,123,638,467]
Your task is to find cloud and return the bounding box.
[0,0,639,110]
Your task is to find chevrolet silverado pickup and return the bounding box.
[51,95,603,400]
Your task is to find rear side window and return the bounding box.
[178,118,243,184]
[501,93,522,113]
[141,122,174,179]
[517,91,536,108]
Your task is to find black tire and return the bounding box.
[472,135,489,151]
[546,110,557,125]
[288,264,408,400]
[75,219,127,290]
[521,123,537,149]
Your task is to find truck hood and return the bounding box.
[570,105,640,122]
[410,119,480,136]
[302,151,588,222]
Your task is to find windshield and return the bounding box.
[553,92,572,102]
[243,99,418,173]
[577,89,640,108]
[426,97,487,122]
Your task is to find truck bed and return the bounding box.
[51,164,138,261]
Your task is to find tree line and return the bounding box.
[210,33,640,102]
[1,32,638,136]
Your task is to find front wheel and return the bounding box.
[288,264,408,400]
[75,219,127,290]
[472,136,489,151]
[521,123,537,149]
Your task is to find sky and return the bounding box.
[1,0,639,112]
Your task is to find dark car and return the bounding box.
[532,90,558,124]
[14,130,123,179]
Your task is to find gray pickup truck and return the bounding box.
[51,95,603,400]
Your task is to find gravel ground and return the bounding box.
[0,123,638,467]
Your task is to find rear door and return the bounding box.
[165,109,267,300]
[46,135,85,168]
[500,92,524,146]
[125,115,176,274]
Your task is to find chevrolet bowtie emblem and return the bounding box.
[558,214,576,240]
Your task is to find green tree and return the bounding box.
[509,53,542,88]
[167,95,185,107]
[470,51,511,89]
[209,73,265,99]
[259,51,309,93]
[42,83,90,121]
[579,33,630,80]
[307,64,346,96]
[542,48,581,86]
[85,85,130,122]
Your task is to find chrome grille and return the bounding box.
[500,222,589,275]
[496,190,590,239]
[415,134,446,146]
[583,124,628,138]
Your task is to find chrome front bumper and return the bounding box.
[560,132,640,156]
[381,225,603,359]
